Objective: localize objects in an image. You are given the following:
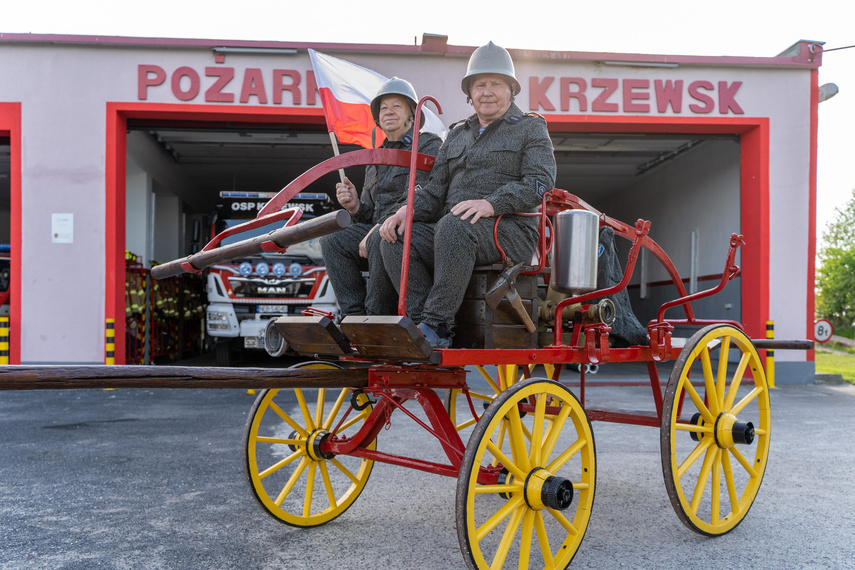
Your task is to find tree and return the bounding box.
[816,189,855,338]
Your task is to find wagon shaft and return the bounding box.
[0,365,369,391]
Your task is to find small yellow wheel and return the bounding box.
[242,361,375,527]
[445,364,557,432]
[456,378,596,569]
[661,324,771,536]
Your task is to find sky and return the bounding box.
[5,0,855,238]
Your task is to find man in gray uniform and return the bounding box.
[379,43,556,347]
[320,78,441,317]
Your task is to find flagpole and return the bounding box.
[327,132,346,183]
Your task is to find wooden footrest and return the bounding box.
[273,315,352,356]
[339,316,436,362]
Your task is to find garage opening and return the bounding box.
[549,132,742,332]
[123,118,361,364]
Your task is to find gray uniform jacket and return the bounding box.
[410,102,555,230]
[352,127,442,224]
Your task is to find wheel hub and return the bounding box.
[289,429,335,460]
[523,467,574,511]
[713,412,755,448]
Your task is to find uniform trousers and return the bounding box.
[319,223,397,317]
[381,213,537,333]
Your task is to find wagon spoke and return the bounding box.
[318,460,338,510]
[533,512,556,570]
[486,440,526,481]
[302,461,317,517]
[329,457,360,485]
[268,401,308,437]
[476,495,524,540]
[731,386,762,416]
[681,378,714,424]
[540,403,572,462]
[723,352,750,411]
[728,446,759,478]
[700,348,720,416]
[546,507,578,535]
[690,445,718,513]
[476,366,502,395]
[546,438,587,473]
[677,436,713,478]
[507,405,532,472]
[274,457,307,506]
[258,450,302,480]
[711,448,722,524]
[491,504,524,570]
[322,388,349,431]
[294,389,316,432]
[721,449,741,517]
[715,336,731,407]
[518,509,535,570]
[529,396,547,466]
[314,388,326,429]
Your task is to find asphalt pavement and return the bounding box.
[1,359,854,569]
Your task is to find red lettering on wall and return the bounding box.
[560,78,587,112]
[623,79,650,113]
[205,67,235,103]
[529,76,556,111]
[306,71,318,106]
[138,65,166,100]
[591,78,619,112]
[718,81,744,114]
[273,70,301,105]
[688,81,714,114]
[171,66,200,101]
[240,69,268,104]
[654,80,683,113]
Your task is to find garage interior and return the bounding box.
[124,120,742,360]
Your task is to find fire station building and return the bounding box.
[0,33,824,382]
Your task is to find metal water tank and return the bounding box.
[550,210,599,295]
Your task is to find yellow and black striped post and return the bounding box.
[105,318,116,365]
[0,316,9,365]
[766,320,775,388]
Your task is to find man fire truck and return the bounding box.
[204,192,339,366]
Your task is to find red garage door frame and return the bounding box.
[0,103,21,364]
[106,103,325,365]
[544,114,771,341]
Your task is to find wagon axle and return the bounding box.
[689,412,756,447]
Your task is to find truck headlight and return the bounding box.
[207,311,232,330]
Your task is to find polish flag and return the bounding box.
[308,49,446,149]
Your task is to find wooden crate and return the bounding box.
[453,265,539,350]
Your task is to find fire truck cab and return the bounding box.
[204,192,339,365]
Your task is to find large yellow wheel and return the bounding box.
[242,361,376,527]
[445,364,558,432]
[456,378,596,569]
[661,324,771,536]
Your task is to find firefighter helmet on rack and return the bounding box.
[371,77,424,127]
[461,41,521,96]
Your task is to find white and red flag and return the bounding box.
[308,49,446,149]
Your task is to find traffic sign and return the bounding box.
[814,319,833,343]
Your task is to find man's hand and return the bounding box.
[379,207,407,242]
[335,177,359,215]
[450,199,494,224]
[359,225,379,258]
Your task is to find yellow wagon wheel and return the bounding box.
[445,364,558,432]
[660,324,771,536]
[456,378,596,569]
[243,361,376,527]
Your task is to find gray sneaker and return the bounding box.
[418,322,452,349]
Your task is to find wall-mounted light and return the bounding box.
[212,47,298,56]
[819,82,839,103]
